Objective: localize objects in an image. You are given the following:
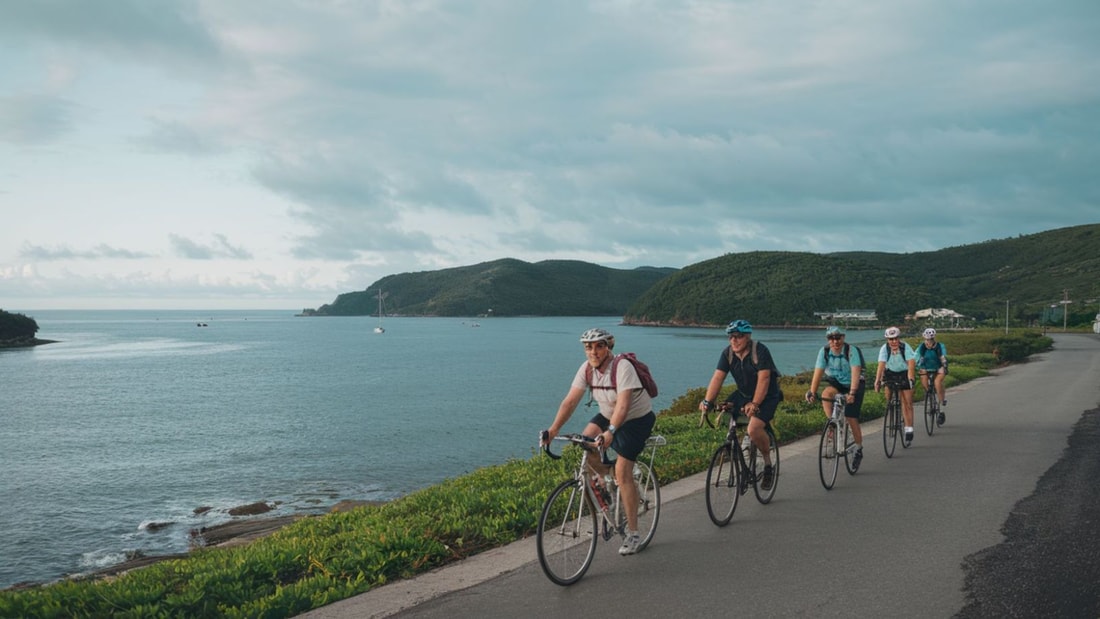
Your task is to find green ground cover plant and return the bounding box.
[0,330,1052,618]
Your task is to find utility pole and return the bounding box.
[1060,289,1072,332]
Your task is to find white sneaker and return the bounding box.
[619,533,642,556]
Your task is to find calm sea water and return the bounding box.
[0,311,881,588]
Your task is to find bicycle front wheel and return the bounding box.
[705,444,739,526]
[883,398,898,458]
[924,390,936,436]
[536,479,598,586]
[752,429,779,504]
[632,460,661,549]
[818,422,839,490]
[842,421,858,475]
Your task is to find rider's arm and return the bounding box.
[598,386,632,446]
[849,364,862,394]
[748,369,771,413]
[699,369,726,410]
[547,387,586,439]
[807,367,824,399]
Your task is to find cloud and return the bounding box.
[19,243,154,261]
[0,94,77,144]
[169,234,253,260]
[1,0,1098,309]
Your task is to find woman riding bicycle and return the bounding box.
[697,319,781,491]
[916,328,949,425]
[874,326,917,443]
[540,328,656,556]
[805,326,866,471]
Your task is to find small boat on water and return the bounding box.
[374,291,388,334]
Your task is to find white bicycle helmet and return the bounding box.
[884,326,901,339]
[579,328,614,346]
[923,328,937,339]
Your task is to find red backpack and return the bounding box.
[585,352,659,398]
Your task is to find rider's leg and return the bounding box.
[615,455,639,531]
[821,385,839,418]
[901,387,915,427]
[747,416,771,464]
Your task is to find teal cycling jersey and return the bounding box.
[878,341,915,372]
[916,341,947,371]
[815,344,862,386]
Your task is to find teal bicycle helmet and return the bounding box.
[725,319,753,335]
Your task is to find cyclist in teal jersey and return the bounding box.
[874,326,917,443]
[916,328,949,424]
[806,326,866,471]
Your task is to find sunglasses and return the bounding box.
[827,335,844,340]
[583,342,608,350]
[728,333,748,340]
[887,337,899,341]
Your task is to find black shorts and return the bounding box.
[884,370,911,391]
[589,411,656,461]
[724,391,779,424]
[826,376,865,419]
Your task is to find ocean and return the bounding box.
[0,310,882,588]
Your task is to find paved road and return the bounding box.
[303,334,1100,619]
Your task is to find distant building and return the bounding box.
[813,309,877,322]
[909,307,969,329]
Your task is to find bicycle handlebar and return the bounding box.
[540,431,602,460]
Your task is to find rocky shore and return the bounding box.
[6,500,382,589]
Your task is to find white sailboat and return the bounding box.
[374,290,388,334]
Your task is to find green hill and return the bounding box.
[623,224,1100,327]
[306,259,677,317]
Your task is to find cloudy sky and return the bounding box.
[2,1,1098,310]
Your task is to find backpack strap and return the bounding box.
[730,340,761,367]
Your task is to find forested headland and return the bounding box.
[301,224,1100,329]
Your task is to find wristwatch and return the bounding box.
[607,424,617,435]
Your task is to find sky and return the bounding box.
[2,1,1098,311]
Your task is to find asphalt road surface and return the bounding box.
[303,333,1100,619]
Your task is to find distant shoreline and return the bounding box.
[0,338,57,349]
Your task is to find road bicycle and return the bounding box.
[881,378,912,458]
[919,370,943,436]
[701,402,780,527]
[536,431,665,586]
[818,395,858,490]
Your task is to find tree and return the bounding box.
[0,310,39,342]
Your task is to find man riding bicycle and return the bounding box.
[541,328,656,556]
[805,326,866,471]
[697,319,781,490]
[916,328,949,425]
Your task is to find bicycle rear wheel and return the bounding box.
[705,444,739,526]
[924,390,936,436]
[632,460,661,548]
[818,422,839,490]
[883,398,898,458]
[536,478,598,586]
[752,429,779,504]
